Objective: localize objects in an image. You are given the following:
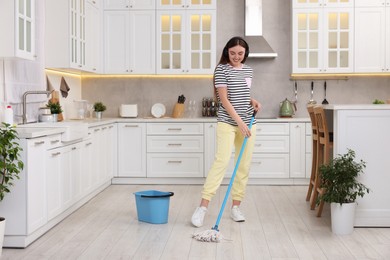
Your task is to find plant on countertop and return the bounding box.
[318,149,370,205]
[0,123,24,201]
[46,100,63,114]
[373,99,385,104]
[93,101,106,112]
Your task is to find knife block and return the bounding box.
[172,103,185,118]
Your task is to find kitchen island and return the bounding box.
[324,104,390,227]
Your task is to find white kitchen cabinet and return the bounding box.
[90,124,117,183]
[289,123,306,178]
[85,0,102,72]
[104,10,155,74]
[46,0,101,73]
[157,0,216,9]
[81,139,94,195]
[292,2,354,73]
[292,0,353,8]
[46,147,63,221]
[0,0,36,60]
[156,9,216,74]
[117,123,146,177]
[354,0,390,73]
[104,0,155,9]
[147,122,204,177]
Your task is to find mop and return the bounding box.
[192,112,256,242]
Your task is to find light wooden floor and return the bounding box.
[2,184,390,259]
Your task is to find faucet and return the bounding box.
[22,90,54,124]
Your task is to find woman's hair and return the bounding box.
[213,36,250,99]
[219,36,250,65]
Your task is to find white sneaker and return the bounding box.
[191,206,207,227]
[230,206,245,222]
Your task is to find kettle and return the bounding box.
[279,98,295,117]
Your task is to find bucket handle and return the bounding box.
[140,192,174,198]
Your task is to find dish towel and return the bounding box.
[60,76,70,98]
[46,75,54,92]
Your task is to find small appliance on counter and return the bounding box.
[120,104,138,118]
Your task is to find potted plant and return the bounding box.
[46,101,63,122]
[0,123,24,254]
[318,149,370,235]
[93,101,106,119]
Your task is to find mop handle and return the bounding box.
[212,111,256,231]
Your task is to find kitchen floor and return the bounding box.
[2,185,390,259]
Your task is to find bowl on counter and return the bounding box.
[39,114,54,122]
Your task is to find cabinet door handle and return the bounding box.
[94,129,100,132]
[167,128,182,131]
[109,125,114,128]
[51,152,61,156]
[102,127,107,130]
[125,125,138,127]
[255,144,262,147]
[51,140,60,144]
[34,141,45,145]
[86,142,92,146]
[168,143,182,146]
[72,147,77,150]
[168,160,182,163]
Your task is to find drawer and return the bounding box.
[147,153,204,177]
[46,134,62,150]
[147,136,204,153]
[223,153,289,178]
[256,123,289,136]
[147,123,203,135]
[254,136,289,153]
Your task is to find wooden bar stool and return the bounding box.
[305,105,318,202]
[311,105,333,217]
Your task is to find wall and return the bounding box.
[81,0,390,118]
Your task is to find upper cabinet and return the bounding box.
[292,1,354,73]
[354,0,390,73]
[0,0,36,60]
[46,0,101,73]
[156,6,216,74]
[103,0,155,10]
[157,0,216,9]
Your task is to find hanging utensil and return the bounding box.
[308,81,317,105]
[292,81,298,111]
[322,81,329,104]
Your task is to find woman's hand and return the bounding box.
[251,98,262,113]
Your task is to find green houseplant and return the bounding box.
[93,102,106,119]
[318,149,370,235]
[0,122,24,252]
[46,100,63,114]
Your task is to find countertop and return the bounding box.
[16,116,310,139]
[324,104,390,110]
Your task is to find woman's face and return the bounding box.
[228,45,246,68]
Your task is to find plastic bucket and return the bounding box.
[134,190,174,224]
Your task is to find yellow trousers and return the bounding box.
[202,122,256,202]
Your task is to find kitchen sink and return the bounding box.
[17,121,89,142]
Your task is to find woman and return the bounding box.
[191,36,261,227]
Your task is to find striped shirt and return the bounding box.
[215,63,256,126]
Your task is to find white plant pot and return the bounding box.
[330,202,356,235]
[0,217,5,256]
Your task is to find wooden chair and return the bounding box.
[311,105,333,217]
[305,105,318,202]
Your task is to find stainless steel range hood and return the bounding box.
[244,0,277,58]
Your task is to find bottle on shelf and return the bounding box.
[3,105,14,125]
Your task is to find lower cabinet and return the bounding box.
[146,123,204,178]
[117,123,146,177]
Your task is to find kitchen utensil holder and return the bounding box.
[172,103,185,118]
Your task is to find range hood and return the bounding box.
[244,0,277,58]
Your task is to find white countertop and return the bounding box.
[324,104,390,110]
[16,116,310,139]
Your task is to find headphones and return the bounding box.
[223,36,249,59]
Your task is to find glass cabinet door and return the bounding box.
[186,10,215,73]
[293,0,352,8]
[323,8,353,72]
[293,9,323,72]
[16,0,35,59]
[157,11,185,73]
[70,0,86,69]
